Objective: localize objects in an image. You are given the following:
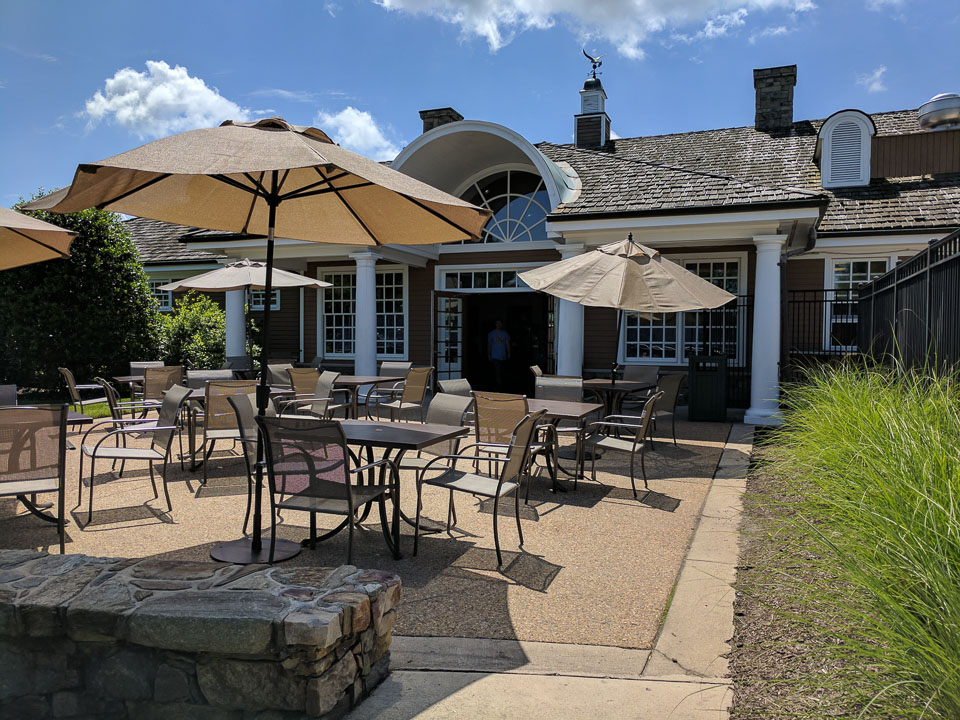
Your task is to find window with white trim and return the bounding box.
[828,259,888,349]
[623,258,742,364]
[442,269,523,291]
[149,279,181,312]
[321,269,407,359]
[248,289,280,311]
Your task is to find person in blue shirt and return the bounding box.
[487,319,511,390]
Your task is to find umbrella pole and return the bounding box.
[211,172,300,564]
[611,309,623,384]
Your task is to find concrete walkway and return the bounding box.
[348,424,753,720]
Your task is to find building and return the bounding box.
[128,65,960,424]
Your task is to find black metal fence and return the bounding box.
[858,229,960,370]
[686,294,753,408]
[784,290,865,377]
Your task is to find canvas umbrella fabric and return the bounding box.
[28,116,489,564]
[0,206,75,270]
[159,258,332,293]
[519,233,735,378]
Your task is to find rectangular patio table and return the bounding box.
[526,398,604,488]
[338,419,469,558]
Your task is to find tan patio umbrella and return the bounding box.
[519,233,735,378]
[159,258,332,292]
[0,206,75,270]
[27,116,489,564]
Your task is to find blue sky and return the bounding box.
[1,0,957,207]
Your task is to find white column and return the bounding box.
[745,235,787,426]
[350,251,379,377]
[556,243,586,377]
[225,289,246,357]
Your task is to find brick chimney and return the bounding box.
[753,65,797,132]
[419,107,464,134]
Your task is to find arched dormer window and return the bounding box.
[818,110,876,189]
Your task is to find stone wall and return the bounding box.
[0,550,400,720]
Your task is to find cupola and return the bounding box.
[575,76,611,150]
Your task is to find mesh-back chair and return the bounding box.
[534,376,583,403]
[400,393,473,529]
[365,361,414,410]
[227,393,278,537]
[59,367,106,412]
[652,374,686,446]
[0,385,16,406]
[367,366,432,422]
[287,367,320,396]
[256,415,399,564]
[266,363,294,386]
[529,365,543,378]
[582,391,663,500]
[195,380,258,485]
[281,371,351,418]
[473,392,551,495]
[185,369,236,388]
[130,361,164,376]
[621,365,659,411]
[0,405,68,552]
[142,366,183,406]
[78,385,191,524]
[415,408,546,566]
[438,378,472,396]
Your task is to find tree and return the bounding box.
[159,291,226,369]
[0,199,160,390]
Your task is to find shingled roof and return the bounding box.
[537,108,960,234]
[124,217,225,264]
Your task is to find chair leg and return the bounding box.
[310,512,317,549]
[346,518,354,565]
[640,442,649,490]
[514,490,523,547]
[160,459,173,512]
[87,458,96,526]
[242,475,253,536]
[148,462,159,499]
[77,452,85,510]
[492,494,503,567]
[629,452,638,499]
[414,487,423,556]
[672,413,677,446]
[58,487,65,554]
[202,438,215,486]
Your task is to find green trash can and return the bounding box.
[687,355,727,422]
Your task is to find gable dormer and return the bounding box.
[817,110,876,188]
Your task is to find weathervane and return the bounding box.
[582,49,604,79]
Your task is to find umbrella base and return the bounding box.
[557,447,602,461]
[210,537,301,565]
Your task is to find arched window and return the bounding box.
[819,110,875,189]
[459,170,550,243]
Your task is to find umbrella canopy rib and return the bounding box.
[401,193,485,240]
[94,173,170,210]
[312,166,382,246]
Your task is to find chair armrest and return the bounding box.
[75,383,102,391]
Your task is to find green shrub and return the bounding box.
[761,362,960,718]
[159,292,225,369]
[0,200,159,389]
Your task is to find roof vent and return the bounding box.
[919,93,960,132]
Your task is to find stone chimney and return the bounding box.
[419,107,464,134]
[575,77,611,150]
[753,65,797,132]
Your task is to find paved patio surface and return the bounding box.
[0,413,729,650]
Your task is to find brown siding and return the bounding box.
[583,306,619,369]
[786,258,825,292]
[872,129,960,178]
[249,287,301,361]
[409,264,434,365]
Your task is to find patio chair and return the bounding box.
[529,365,543,378]
[97,377,189,469]
[367,366,432,422]
[581,391,663,500]
[128,361,164,402]
[414,408,546,566]
[280,370,352,419]
[362,360,413,410]
[0,405,68,553]
[58,367,106,413]
[227,393,277,536]
[193,379,258,485]
[473,391,553,499]
[140,366,183,414]
[620,365,659,411]
[256,414,399,564]
[266,363,294,386]
[185,369,236,388]
[77,385,191,524]
[438,377,472,396]
[651,374,687,446]
[287,367,320,396]
[0,385,16,406]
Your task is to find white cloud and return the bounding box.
[857,65,887,93]
[375,0,815,58]
[84,60,252,138]
[749,24,789,43]
[314,106,402,161]
[249,88,354,103]
[865,0,901,10]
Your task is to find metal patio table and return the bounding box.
[527,398,603,488]
[332,376,405,419]
[582,379,655,418]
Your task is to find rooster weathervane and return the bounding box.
[582,49,604,79]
